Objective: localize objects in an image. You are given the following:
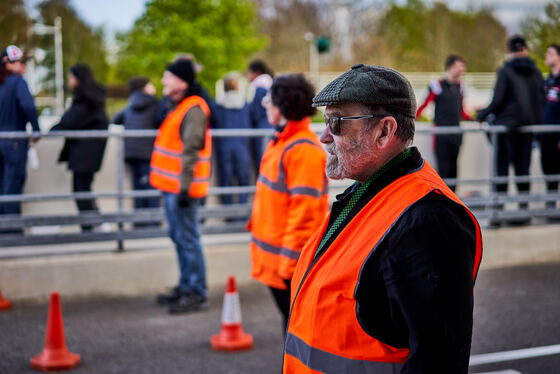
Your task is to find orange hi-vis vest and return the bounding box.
[249,117,329,290]
[283,160,483,374]
[150,95,211,197]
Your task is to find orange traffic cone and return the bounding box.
[211,276,253,351]
[30,292,81,371]
[0,290,11,311]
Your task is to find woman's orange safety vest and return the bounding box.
[249,117,329,290]
[150,95,211,198]
[283,160,483,374]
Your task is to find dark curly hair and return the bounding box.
[270,74,316,121]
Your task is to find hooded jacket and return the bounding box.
[51,84,108,173]
[113,91,160,160]
[214,91,251,149]
[477,57,545,128]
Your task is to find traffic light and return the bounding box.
[316,36,330,54]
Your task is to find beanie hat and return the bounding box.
[312,64,417,118]
[166,60,195,85]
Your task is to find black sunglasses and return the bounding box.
[324,114,390,135]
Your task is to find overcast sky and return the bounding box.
[26,0,550,35]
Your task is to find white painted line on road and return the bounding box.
[473,370,521,374]
[470,344,560,366]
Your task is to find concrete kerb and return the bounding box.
[0,225,559,303]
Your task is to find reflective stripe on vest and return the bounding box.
[256,139,328,197]
[149,95,211,197]
[251,235,300,260]
[250,118,329,290]
[283,159,483,373]
[285,332,404,374]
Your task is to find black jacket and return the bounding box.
[477,56,545,128]
[51,85,108,173]
[319,148,478,374]
[112,91,159,160]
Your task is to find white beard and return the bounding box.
[325,130,374,180]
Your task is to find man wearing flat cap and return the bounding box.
[282,64,482,373]
[150,59,212,313]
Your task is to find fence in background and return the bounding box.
[0,122,559,256]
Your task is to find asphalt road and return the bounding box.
[1,263,559,374]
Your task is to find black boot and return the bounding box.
[156,286,182,305]
[168,291,208,314]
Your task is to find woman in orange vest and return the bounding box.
[248,74,328,331]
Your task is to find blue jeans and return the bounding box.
[164,193,207,297]
[0,140,28,215]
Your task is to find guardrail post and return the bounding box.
[116,131,125,252]
[490,128,499,225]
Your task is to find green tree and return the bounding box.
[0,0,32,49]
[37,0,108,93]
[254,0,326,73]
[522,2,560,71]
[115,0,266,95]
[377,0,507,72]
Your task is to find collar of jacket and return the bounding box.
[272,117,311,143]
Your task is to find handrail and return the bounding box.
[0,121,559,254]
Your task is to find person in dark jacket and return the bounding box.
[541,44,560,210]
[247,60,273,175]
[476,35,545,225]
[51,64,108,232]
[0,45,40,222]
[282,64,481,374]
[416,54,471,191]
[113,77,161,219]
[213,73,251,209]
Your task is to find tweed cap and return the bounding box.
[312,64,416,118]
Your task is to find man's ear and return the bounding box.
[376,116,398,148]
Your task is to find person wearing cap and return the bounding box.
[0,45,40,224]
[282,64,482,373]
[476,35,545,226]
[248,74,328,332]
[150,59,212,314]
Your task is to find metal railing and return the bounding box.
[0,122,559,255]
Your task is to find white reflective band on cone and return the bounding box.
[221,293,242,324]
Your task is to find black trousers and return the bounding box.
[435,134,462,191]
[73,172,99,231]
[495,133,533,198]
[269,284,291,334]
[540,135,560,192]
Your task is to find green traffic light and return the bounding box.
[316,36,330,53]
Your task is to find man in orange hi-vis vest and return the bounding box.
[282,65,482,374]
[150,59,212,314]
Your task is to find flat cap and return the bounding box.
[312,64,416,118]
